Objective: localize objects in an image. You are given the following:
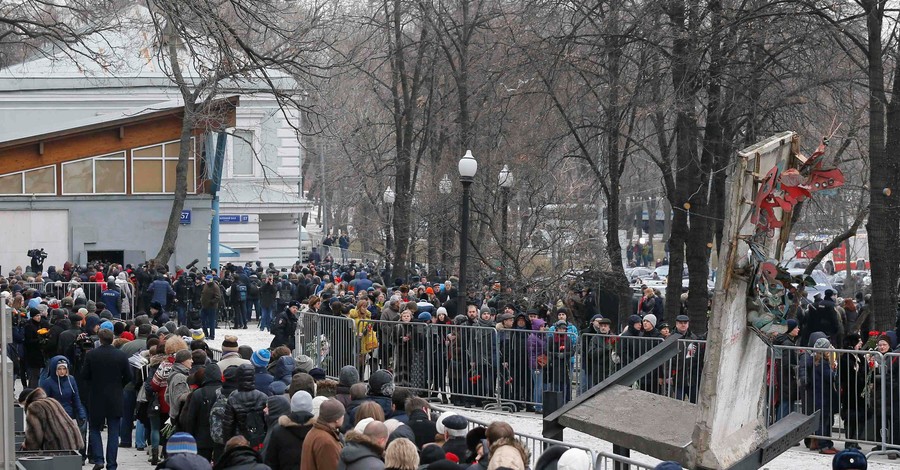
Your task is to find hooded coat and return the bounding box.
[223,364,269,448]
[183,363,223,452]
[263,411,314,470]
[22,388,84,451]
[267,355,295,391]
[39,355,87,421]
[350,272,373,294]
[337,430,385,470]
[253,365,275,397]
[213,445,269,470]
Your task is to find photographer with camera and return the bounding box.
[27,248,47,275]
[173,274,192,326]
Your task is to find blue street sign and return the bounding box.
[219,215,249,224]
[180,210,191,225]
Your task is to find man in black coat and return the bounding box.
[270,301,300,351]
[81,328,132,470]
[182,362,223,459]
[406,397,437,448]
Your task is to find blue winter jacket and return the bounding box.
[148,279,175,306]
[351,272,373,293]
[40,355,88,421]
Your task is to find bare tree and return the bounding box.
[140,0,334,266]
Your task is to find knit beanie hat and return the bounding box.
[317,398,345,423]
[100,321,114,332]
[222,335,239,353]
[190,329,205,341]
[786,319,799,332]
[814,337,832,349]
[643,314,657,328]
[418,312,432,322]
[165,432,197,454]
[291,390,313,413]
[338,365,360,387]
[436,306,448,317]
[251,349,271,368]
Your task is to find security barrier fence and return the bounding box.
[293,313,900,454]
[430,404,656,470]
[25,281,137,319]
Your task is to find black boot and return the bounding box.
[149,447,160,465]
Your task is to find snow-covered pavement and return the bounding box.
[205,324,898,469]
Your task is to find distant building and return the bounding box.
[0,6,315,268]
[0,99,237,271]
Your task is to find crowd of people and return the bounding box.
[3,254,900,469]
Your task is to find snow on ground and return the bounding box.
[206,324,898,469]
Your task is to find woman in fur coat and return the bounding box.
[20,387,84,451]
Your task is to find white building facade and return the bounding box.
[0,8,316,268]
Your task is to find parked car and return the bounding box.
[787,268,834,300]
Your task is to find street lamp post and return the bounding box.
[457,150,478,318]
[439,175,452,278]
[498,165,514,286]
[383,186,396,281]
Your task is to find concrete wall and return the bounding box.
[0,195,211,271]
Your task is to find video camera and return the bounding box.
[27,248,47,261]
[28,248,47,273]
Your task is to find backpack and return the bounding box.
[65,333,93,375]
[238,284,248,302]
[248,281,260,298]
[209,389,230,445]
[243,406,268,451]
[278,281,293,301]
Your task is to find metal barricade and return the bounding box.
[429,404,652,469]
[308,313,356,379]
[768,344,887,450]
[208,347,223,362]
[883,352,900,453]
[23,280,137,319]
[436,322,502,409]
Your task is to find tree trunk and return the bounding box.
[864,3,900,331]
[154,106,194,267]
